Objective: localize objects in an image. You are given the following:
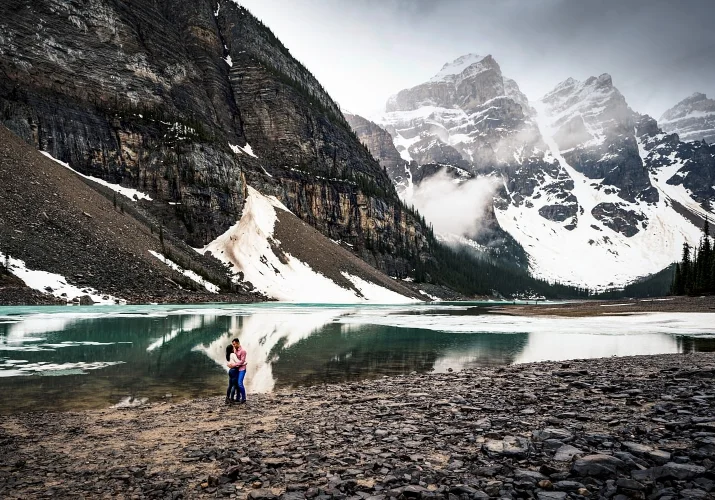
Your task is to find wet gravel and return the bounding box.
[1,352,714,499]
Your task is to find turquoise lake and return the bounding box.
[1,302,714,413]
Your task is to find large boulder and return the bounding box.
[571,454,627,478]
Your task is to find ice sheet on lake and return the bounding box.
[0,360,125,377]
[336,311,715,336]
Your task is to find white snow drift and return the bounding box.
[41,151,152,201]
[0,251,124,305]
[199,186,417,303]
[148,251,220,294]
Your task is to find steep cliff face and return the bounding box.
[0,0,245,247]
[537,74,658,205]
[0,0,429,279]
[344,113,405,175]
[0,124,251,304]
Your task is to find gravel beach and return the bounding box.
[1,352,714,499]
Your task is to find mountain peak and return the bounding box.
[583,73,612,88]
[681,92,708,105]
[660,92,715,143]
[596,73,613,87]
[429,53,492,83]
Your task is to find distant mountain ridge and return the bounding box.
[348,54,715,290]
[660,92,715,144]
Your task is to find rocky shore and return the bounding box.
[1,353,714,499]
[491,296,715,317]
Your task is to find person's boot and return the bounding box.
[224,396,230,405]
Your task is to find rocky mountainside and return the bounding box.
[0,124,254,304]
[344,113,406,183]
[0,0,434,301]
[659,92,715,144]
[358,55,715,290]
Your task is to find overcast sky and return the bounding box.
[237,0,715,120]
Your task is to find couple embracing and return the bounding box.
[225,338,247,404]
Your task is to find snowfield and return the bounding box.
[493,101,704,290]
[0,251,124,305]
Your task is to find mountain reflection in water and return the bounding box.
[0,303,713,413]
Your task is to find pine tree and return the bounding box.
[702,218,712,293]
[682,243,691,294]
[672,263,682,295]
[671,219,715,295]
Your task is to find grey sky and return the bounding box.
[237,0,715,120]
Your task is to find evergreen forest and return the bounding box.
[671,220,715,295]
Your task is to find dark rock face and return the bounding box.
[0,0,246,247]
[0,0,430,277]
[344,113,405,174]
[0,124,256,303]
[591,203,647,237]
[344,112,416,193]
[636,115,715,213]
[539,203,578,224]
[541,74,659,205]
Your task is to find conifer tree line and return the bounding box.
[671,219,715,295]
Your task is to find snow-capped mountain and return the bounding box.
[378,54,534,171]
[357,56,715,290]
[498,75,709,288]
[660,93,715,144]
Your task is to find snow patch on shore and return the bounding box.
[0,251,124,305]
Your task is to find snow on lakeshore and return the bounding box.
[148,251,219,294]
[0,251,124,305]
[40,151,152,201]
[199,186,417,303]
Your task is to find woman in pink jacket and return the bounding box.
[228,338,247,403]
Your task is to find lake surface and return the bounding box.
[1,302,714,413]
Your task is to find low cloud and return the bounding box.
[404,169,499,237]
